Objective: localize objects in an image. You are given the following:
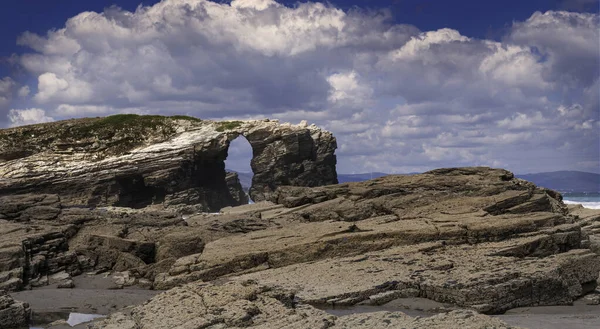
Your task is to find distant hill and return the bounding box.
[337,172,389,183]
[229,170,600,193]
[229,171,394,190]
[516,171,600,193]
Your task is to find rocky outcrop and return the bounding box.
[570,204,600,255]
[154,168,600,313]
[0,115,337,291]
[226,172,249,205]
[1,142,599,328]
[0,194,280,292]
[0,293,30,329]
[2,166,598,317]
[0,115,337,210]
[89,281,521,329]
[0,196,81,291]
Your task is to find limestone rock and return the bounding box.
[155,168,599,314]
[89,281,521,329]
[57,279,74,289]
[0,115,337,210]
[1,151,598,328]
[226,171,249,204]
[0,292,30,329]
[335,310,521,329]
[87,235,156,264]
[155,231,205,262]
[112,271,137,288]
[0,221,80,292]
[49,271,72,287]
[569,204,600,255]
[48,271,70,281]
[583,293,600,305]
[0,194,61,222]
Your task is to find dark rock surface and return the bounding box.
[0,197,284,292]
[226,172,249,204]
[0,292,30,329]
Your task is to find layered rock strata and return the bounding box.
[0,293,30,329]
[0,193,289,291]
[155,167,600,313]
[226,172,249,205]
[0,115,337,210]
[0,114,598,329]
[570,204,600,254]
[1,165,599,318]
[89,281,521,329]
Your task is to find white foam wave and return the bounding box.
[563,200,600,209]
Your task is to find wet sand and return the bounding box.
[9,274,600,329]
[320,297,452,318]
[498,300,600,329]
[9,274,159,328]
[320,297,600,329]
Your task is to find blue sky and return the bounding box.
[0,0,598,174]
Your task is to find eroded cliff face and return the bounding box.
[0,115,337,211]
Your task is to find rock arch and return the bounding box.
[0,116,338,211]
[225,120,338,202]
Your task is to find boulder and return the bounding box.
[57,279,74,289]
[0,293,30,329]
[226,172,249,205]
[155,231,205,262]
[87,235,156,264]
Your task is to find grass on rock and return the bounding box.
[215,121,243,132]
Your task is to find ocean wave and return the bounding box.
[563,200,600,209]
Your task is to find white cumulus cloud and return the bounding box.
[2,1,598,174]
[0,77,16,108]
[7,108,55,127]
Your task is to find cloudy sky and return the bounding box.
[1,0,598,174]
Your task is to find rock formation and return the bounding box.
[226,172,249,205]
[0,115,337,292]
[154,167,600,313]
[1,116,599,328]
[0,115,337,210]
[90,281,521,329]
[0,292,30,329]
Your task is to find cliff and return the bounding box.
[0,114,338,211]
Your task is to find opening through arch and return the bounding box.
[225,135,254,203]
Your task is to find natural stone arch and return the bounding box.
[225,121,338,202]
[0,116,338,212]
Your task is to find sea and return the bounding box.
[562,192,600,209]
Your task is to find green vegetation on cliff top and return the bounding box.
[0,114,205,158]
[79,114,202,133]
[215,121,243,132]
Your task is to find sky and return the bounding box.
[0,0,599,174]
